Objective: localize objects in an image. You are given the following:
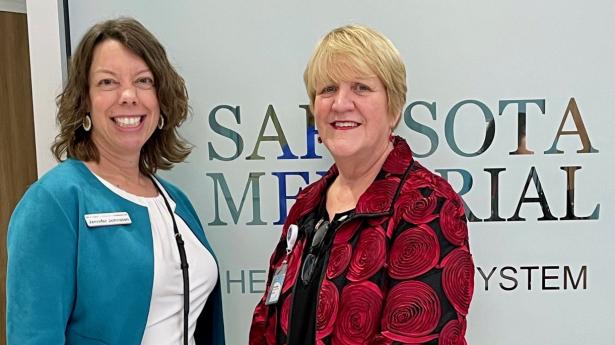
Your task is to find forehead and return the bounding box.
[90,39,149,73]
[313,55,377,86]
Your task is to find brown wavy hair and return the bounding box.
[52,17,191,174]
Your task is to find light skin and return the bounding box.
[313,69,400,219]
[84,39,160,196]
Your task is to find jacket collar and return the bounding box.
[291,136,414,220]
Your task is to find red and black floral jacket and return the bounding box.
[250,136,474,345]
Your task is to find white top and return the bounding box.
[93,174,218,345]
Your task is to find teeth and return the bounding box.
[335,121,358,128]
[114,116,142,127]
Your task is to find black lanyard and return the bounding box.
[151,177,190,345]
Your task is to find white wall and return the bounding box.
[25,0,64,176]
[0,0,26,13]
[29,1,615,344]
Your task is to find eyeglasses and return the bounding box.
[301,219,329,285]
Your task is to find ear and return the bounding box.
[85,94,92,113]
[389,111,401,128]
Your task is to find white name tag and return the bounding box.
[84,212,132,228]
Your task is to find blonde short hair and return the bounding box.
[304,24,407,126]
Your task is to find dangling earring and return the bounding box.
[82,113,92,132]
[317,136,322,144]
[389,132,394,142]
[158,115,165,130]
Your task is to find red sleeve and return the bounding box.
[371,191,474,344]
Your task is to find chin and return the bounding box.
[117,140,148,153]
[325,143,361,160]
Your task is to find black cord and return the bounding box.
[151,177,189,345]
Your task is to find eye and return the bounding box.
[319,85,337,94]
[135,76,155,89]
[354,83,372,92]
[97,78,118,90]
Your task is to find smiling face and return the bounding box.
[88,39,160,161]
[314,68,398,163]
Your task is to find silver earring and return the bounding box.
[83,113,92,132]
[158,115,165,130]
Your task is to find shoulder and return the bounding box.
[288,172,330,222]
[295,164,336,204]
[296,177,323,200]
[395,160,469,244]
[21,159,93,204]
[9,160,91,237]
[402,161,461,202]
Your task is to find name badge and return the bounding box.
[84,212,132,228]
[265,262,287,305]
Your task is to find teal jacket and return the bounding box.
[6,159,225,345]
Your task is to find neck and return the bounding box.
[335,139,392,186]
[85,146,155,197]
[326,139,393,216]
[91,147,142,181]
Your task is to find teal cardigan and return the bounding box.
[6,159,225,345]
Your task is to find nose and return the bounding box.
[331,85,354,113]
[119,84,138,105]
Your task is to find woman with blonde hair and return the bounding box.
[250,25,474,345]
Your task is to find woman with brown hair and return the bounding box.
[7,17,224,345]
[250,25,474,345]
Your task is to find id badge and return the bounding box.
[84,212,131,227]
[265,261,287,305]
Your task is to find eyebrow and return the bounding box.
[134,68,153,76]
[92,68,153,76]
[352,75,378,82]
[316,75,378,86]
[92,68,117,76]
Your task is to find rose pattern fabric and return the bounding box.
[332,281,383,345]
[439,318,468,345]
[398,188,438,225]
[367,215,387,226]
[388,224,440,279]
[346,226,386,282]
[356,179,399,214]
[295,171,329,205]
[432,172,461,200]
[333,220,362,245]
[382,140,412,174]
[440,198,469,246]
[326,243,352,279]
[402,164,435,191]
[281,239,306,294]
[249,137,474,345]
[370,335,394,345]
[316,279,340,339]
[441,247,474,316]
[404,162,459,200]
[381,280,441,343]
